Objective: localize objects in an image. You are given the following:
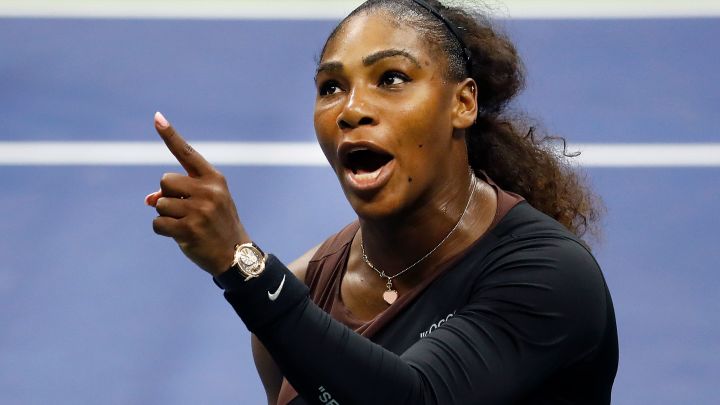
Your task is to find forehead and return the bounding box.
[322,11,434,64]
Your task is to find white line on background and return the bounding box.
[0,142,325,167]
[0,0,719,19]
[0,142,718,167]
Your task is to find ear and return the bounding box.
[451,78,478,130]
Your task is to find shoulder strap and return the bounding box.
[304,221,359,282]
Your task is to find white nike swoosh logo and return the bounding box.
[267,275,286,301]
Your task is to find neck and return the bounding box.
[359,171,485,280]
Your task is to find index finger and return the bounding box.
[154,111,213,177]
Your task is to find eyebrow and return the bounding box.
[363,49,421,68]
[315,49,422,80]
[315,61,343,79]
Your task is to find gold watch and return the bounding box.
[231,242,267,281]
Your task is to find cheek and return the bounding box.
[314,105,339,164]
[395,109,446,155]
[391,106,454,182]
[393,140,430,187]
[313,103,328,134]
[398,88,453,143]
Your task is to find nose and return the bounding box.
[337,88,376,130]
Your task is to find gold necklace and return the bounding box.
[360,175,478,305]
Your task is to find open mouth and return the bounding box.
[338,143,395,190]
[343,148,394,175]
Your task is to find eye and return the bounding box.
[318,80,343,96]
[379,71,411,87]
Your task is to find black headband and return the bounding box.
[411,0,472,63]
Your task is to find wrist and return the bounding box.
[215,241,267,280]
[210,249,236,277]
[216,254,310,332]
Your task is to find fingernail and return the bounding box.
[145,190,161,206]
[155,111,169,129]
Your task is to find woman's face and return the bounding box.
[314,11,473,219]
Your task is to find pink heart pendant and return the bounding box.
[383,289,398,305]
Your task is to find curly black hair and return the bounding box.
[320,0,603,242]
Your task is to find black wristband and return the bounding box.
[215,254,309,333]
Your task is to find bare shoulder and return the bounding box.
[286,242,322,285]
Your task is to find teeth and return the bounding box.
[353,169,381,181]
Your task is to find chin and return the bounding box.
[342,180,409,222]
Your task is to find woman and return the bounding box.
[147,0,618,403]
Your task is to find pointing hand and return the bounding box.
[147,112,248,276]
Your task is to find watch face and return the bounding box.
[235,245,264,277]
[238,248,258,267]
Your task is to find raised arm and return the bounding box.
[251,245,319,405]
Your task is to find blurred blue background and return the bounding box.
[1,2,718,404]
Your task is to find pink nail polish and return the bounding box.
[155,111,169,129]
